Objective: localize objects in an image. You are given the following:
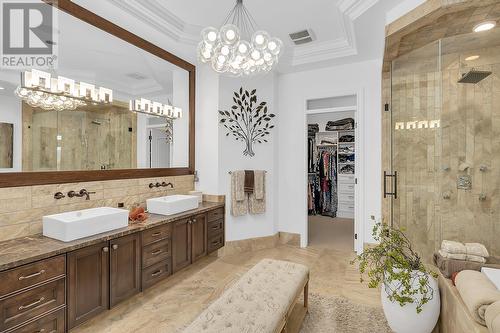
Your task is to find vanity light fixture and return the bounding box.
[15,69,113,111]
[465,55,480,61]
[197,0,283,76]
[128,98,182,119]
[473,21,496,33]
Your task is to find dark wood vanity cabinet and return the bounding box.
[172,217,192,273]
[191,213,208,262]
[67,242,109,330]
[109,234,141,307]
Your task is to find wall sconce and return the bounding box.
[129,98,183,119]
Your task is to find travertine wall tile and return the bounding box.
[0,175,194,242]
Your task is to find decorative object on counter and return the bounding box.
[15,69,112,111]
[129,206,149,223]
[352,222,440,333]
[219,87,275,157]
[455,270,500,327]
[230,169,266,216]
[197,0,283,76]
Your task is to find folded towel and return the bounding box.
[439,250,486,263]
[466,243,490,258]
[455,270,500,325]
[441,240,466,254]
[486,301,500,333]
[244,170,254,193]
[231,171,248,217]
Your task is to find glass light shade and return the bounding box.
[250,48,262,61]
[252,31,269,50]
[220,24,240,45]
[267,38,283,56]
[197,41,215,63]
[235,40,251,57]
[201,26,219,44]
[212,56,230,73]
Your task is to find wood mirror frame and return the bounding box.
[0,0,195,188]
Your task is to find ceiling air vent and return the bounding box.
[126,72,148,80]
[289,29,314,45]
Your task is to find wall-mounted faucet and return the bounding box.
[149,182,174,189]
[68,189,96,200]
[54,192,66,200]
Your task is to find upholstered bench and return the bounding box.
[183,258,310,333]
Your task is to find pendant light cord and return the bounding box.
[222,0,259,39]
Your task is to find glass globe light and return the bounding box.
[267,37,283,56]
[235,40,251,57]
[201,27,219,45]
[220,24,240,46]
[252,31,269,50]
[250,49,262,61]
[197,42,214,63]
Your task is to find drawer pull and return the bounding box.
[19,297,45,310]
[103,246,109,253]
[211,240,220,246]
[151,270,163,277]
[151,232,162,237]
[151,249,163,255]
[112,244,119,250]
[18,270,46,281]
[212,225,220,229]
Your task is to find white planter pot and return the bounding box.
[381,272,440,333]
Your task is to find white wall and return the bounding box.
[217,74,279,242]
[278,59,383,245]
[0,95,22,172]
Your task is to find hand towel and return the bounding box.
[231,171,248,216]
[441,240,466,254]
[249,170,265,214]
[486,301,500,333]
[455,270,500,325]
[244,170,254,193]
[466,243,490,258]
[439,250,486,263]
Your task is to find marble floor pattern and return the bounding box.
[72,243,380,333]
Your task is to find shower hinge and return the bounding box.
[354,233,358,240]
[384,103,390,112]
[355,178,357,184]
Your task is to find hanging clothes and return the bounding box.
[309,147,337,217]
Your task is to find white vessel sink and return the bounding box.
[147,195,199,216]
[43,207,129,242]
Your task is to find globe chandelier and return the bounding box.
[197,0,283,76]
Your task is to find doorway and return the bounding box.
[306,95,359,252]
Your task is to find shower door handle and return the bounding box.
[384,171,398,199]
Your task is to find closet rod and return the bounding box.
[228,171,268,174]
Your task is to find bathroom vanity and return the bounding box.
[0,202,225,332]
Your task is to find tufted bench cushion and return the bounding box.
[183,258,309,333]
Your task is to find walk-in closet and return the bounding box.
[306,95,357,251]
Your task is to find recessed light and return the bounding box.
[465,55,480,61]
[0,87,4,90]
[473,21,496,33]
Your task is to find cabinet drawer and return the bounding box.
[0,278,65,331]
[142,239,171,268]
[207,219,224,238]
[338,174,355,184]
[207,234,224,254]
[7,308,65,333]
[207,208,224,222]
[339,183,355,193]
[142,260,171,290]
[338,202,355,212]
[0,256,65,298]
[142,224,172,246]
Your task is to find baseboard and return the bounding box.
[216,232,301,257]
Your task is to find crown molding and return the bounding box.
[338,0,380,20]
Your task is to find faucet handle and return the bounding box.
[54,192,65,200]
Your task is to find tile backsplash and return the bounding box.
[0,175,194,242]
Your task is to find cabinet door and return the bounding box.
[67,242,109,330]
[110,233,141,308]
[191,213,207,262]
[172,217,191,273]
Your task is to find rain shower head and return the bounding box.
[458,69,492,84]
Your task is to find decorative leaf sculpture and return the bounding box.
[219,87,275,157]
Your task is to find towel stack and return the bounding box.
[439,240,489,264]
[231,170,266,216]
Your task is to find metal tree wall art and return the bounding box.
[219,87,275,157]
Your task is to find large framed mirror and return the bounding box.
[0,0,195,187]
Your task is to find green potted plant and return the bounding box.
[351,222,440,333]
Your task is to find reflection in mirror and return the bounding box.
[0,2,190,173]
[0,123,13,169]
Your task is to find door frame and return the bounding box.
[302,89,365,254]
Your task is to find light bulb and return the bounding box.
[473,21,496,32]
[251,49,261,61]
[267,38,283,56]
[217,55,227,64]
[220,24,240,46]
[207,31,217,42]
[252,31,269,50]
[201,27,219,45]
[221,45,231,56]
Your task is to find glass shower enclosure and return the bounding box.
[388,28,500,261]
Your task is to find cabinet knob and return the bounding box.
[112,244,119,250]
[103,247,109,252]
[193,218,197,223]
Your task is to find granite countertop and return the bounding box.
[0,201,224,272]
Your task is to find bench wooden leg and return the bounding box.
[304,281,309,310]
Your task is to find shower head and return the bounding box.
[458,69,492,84]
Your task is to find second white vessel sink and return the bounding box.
[147,195,199,216]
[43,207,129,242]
